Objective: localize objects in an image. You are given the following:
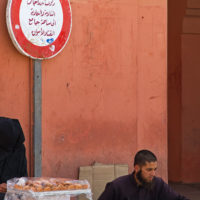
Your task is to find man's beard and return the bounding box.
[136,170,154,191]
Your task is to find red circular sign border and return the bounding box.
[7,0,72,59]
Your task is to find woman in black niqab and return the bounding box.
[0,117,28,200]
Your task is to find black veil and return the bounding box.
[0,117,28,200]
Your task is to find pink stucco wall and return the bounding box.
[181,35,200,183]
[168,0,200,183]
[168,0,187,182]
[42,0,168,180]
[0,0,167,181]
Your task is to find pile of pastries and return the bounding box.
[14,178,89,192]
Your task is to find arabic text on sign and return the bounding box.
[30,9,55,17]
[27,0,55,6]
[29,18,56,26]
[31,28,55,36]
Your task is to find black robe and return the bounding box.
[98,172,190,200]
[0,117,28,200]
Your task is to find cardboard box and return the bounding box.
[79,163,128,200]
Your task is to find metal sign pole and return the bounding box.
[33,59,42,177]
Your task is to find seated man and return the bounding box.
[98,149,189,200]
[0,117,28,200]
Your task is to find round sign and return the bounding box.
[6,0,72,59]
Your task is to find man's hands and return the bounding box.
[0,183,7,193]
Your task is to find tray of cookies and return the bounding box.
[5,177,92,200]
